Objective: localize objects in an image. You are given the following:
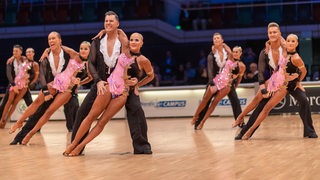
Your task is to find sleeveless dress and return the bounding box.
[52,59,84,92]
[286,55,300,92]
[107,53,134,97]
[213,59,238,90]
[266,56,287,93]
[10,61,32,91]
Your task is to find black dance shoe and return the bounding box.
[234,133,244,140]
[238,122,245,128]
[304,133,318,138]
[134,149,153,155]
[9,139,22,145]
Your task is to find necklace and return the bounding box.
[79,54,88,61]
[287,51,297,55]
[130,51,141,56]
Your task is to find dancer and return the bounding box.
[0,45,32,128]
[63,40,134,156]
[9,32,81,145]
[195,46,246,129]
[70,11,129,154]
[10,41,92,143]
[125,32,153,154]
[234,23,317,140]
[191,33,235,126]
[92,30,154,154]
[193,33,243,130]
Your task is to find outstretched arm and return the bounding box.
[61,45,78,58]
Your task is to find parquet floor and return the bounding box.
[1,114,320,180]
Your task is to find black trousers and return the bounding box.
[238,88,317,137]
[12,94,79,143]
[71,85,97,143]
[195,84,242,128]
[64,94,79,132]
[0,86,33,117]
[125,91,151,153]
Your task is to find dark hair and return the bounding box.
[105,11,119,22]
[13,44,23,51]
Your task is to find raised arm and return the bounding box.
[117,29,129,56]
[61,45,78,58]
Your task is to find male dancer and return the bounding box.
[10,31,79,144]
[194,33,242,129]
[235,22,317,140]
[71,11,124,152]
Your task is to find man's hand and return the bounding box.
[125,78,138,87]
[12,86,19,94]
[285,73,299,82]
[97,80,108,95]
[71,77,81,85]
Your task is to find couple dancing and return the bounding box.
[233,22,317,140]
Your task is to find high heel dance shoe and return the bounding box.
[232,116,244,128]
[242,128,254,140]
[9,122,23,134]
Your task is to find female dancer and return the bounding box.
[0,45,32,128]
[191,42,238,127]
[195,46,246,130]
[233,34,301,140]
[63,32,153,156]
[9,41,92,135]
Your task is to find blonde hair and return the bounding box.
[268,22,280,30]
[233,46,242,52]
[287,34,298,41]
[81,41,91,47]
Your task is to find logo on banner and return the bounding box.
[218,98,247,106]
[17,103,27,113]
[155,100,186,107]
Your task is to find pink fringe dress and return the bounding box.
[107,53,134,97]
[52,59,84,92]
[10,61,32,91]
[213,59,238,90]
[267,56,287,92]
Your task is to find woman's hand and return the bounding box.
[285,73,299,81]
[92,29,106,40]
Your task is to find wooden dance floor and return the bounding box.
[1,114,320,179]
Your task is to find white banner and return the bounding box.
[10,84,257,120]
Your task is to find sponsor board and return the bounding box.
[271,87,320,113]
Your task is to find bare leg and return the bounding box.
[198,87,230,130]
[232,91,264,128]
[65,90,111,155]
[21,92,72,144]
[12,91,45,129]
[242,89,287,140]
[69,95,127,156]
[0,91,16,128]
[191,85,217,124]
